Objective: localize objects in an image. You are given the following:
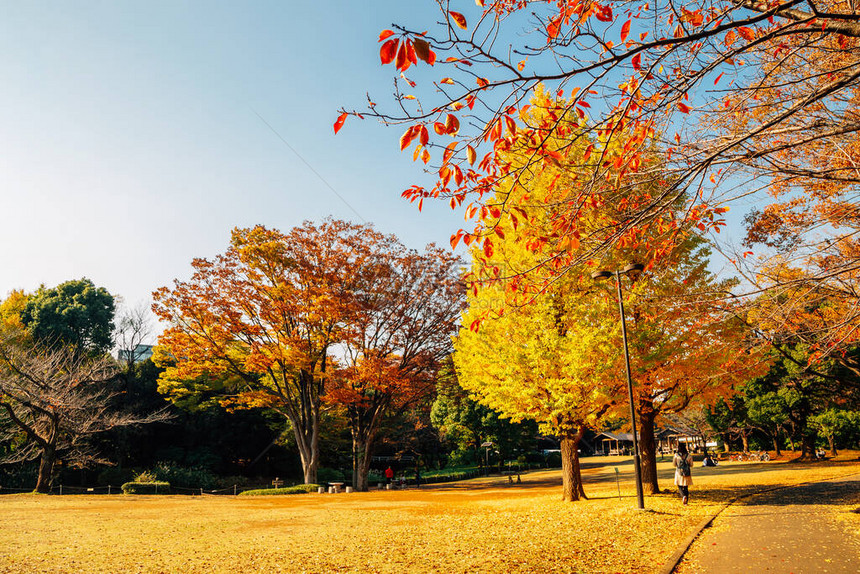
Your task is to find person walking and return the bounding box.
[674,443,693,504]
[385,466,394,487]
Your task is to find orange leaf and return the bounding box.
[620,20,631,43]
[677,102,691,113]
[445,114,460,135]
[421,148,431,164]
[434,122,447,135]
[725,30,736,46]
[466,145,477,166]
[504,116,517,136]
[333,112,347,134]
[738,26,755,41]
[378,30,395,42]
[400,126,417,151]
[476,77,489,87]
[494,227,505,239]
[419,125,429,146]
[583,144,594,162]
[440,77,455,85]
[380,39,398,65]
[450,11,468,30]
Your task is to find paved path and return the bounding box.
[677,476,860,573]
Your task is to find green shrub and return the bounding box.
[317,467,346,483]
[238,484,320,496]
[150,463,217,489]
[122,481,171,494]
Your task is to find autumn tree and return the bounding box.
[341,0,860,373]
[326,243,463,491]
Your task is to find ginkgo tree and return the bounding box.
[339,0,860,371]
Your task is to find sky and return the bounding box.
[0,1,463,323]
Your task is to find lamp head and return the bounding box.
[622,263,644,275]
[590,270,613,281]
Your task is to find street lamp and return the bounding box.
[591,262,646,510]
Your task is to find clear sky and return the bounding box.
[0,1,462,318]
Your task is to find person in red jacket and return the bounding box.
[385,466,394,486]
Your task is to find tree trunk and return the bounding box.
[637,406,659,495]
[828,434,837,457]
[351,429,375,492]
[35,448,56,494]
[772,431,781,456]
[799,432,816,460]
[722,435,730,453]
[560,429,587,502]
[741,431,750,453]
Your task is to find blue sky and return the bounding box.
[0,1,462,314]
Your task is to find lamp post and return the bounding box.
[591,263,645,510]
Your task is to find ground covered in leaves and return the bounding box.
[1,454,858,573]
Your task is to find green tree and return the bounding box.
[20,278,115,355]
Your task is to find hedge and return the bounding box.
[121,481,171,495]
[238,484,320,496]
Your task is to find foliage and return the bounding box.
[121,481,171,495]
[0,320,168,493]
[154,220,390,484]
[148,463,217,490]
[20,278,115,354]
[238,483,320,496]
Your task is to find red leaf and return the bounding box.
[333,113,347,134]
[483,237,494,258]
[419,125,429,146]
[504,115,517,136]
[450,11,468,30]
[738,26,755,41]
[378,30,395,42]
[396,42,409,71]
[380,39,399,65]
[620,20,631,43]
[677,102,691,113]
[714,72,724,85]
[631,53,641,71]
[494,227,505,239]
[594,5,613,22]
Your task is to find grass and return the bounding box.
[0,453,858,573]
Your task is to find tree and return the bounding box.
[326,243,463,491]
[154,220,424,484]
[342,0,860,372]
[431,359,538,469]
[0,325,166,492]
[20,278,115,355]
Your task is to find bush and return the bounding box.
[317,467,346,483]
[122,481,171,494]
[238,484,320,496]
[150,463,217,489]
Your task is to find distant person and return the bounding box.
[674,443,693,504]
[385,466,394,486]
[702,452,717,467]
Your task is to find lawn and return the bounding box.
[1,454,858,573]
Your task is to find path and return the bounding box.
[677,476,860,573]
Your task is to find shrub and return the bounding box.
[150,463,217,489]
[122,481,171,494]
[238,484,320,496]
[317,467,347,483]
